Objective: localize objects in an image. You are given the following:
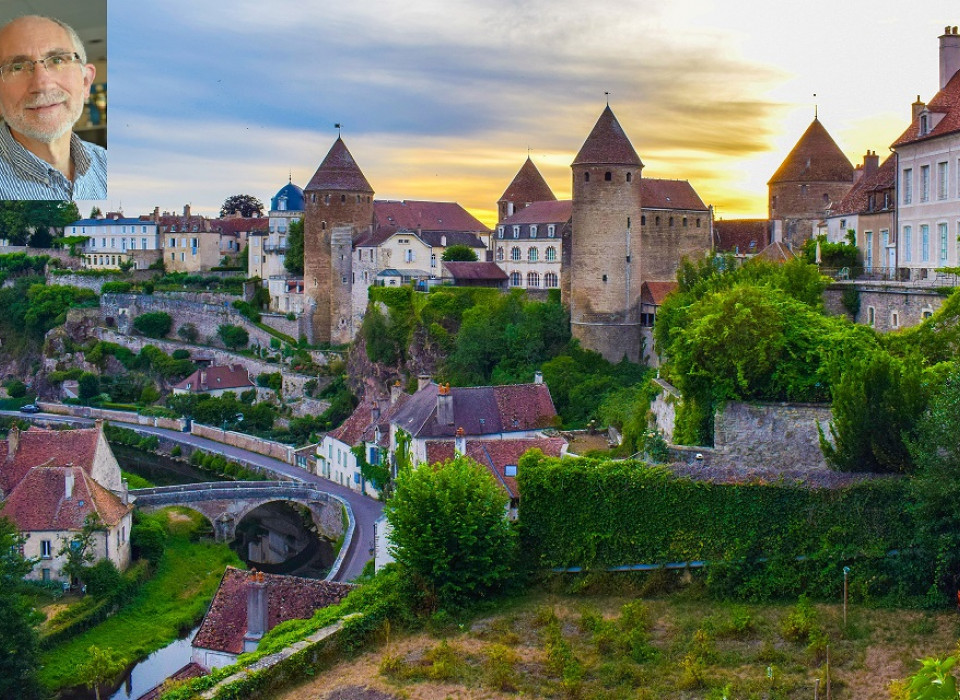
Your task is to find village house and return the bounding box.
[893,26,960,282]
[71,212,161,270]
[172,364,255,397]
[191,567,352,669]
[0,424,133,583]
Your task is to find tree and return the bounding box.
[0,201,79,245]
[78,372,100,401]
[284,217,304,274]
[132,311,173,338]
[24,284,98,335]
[89,206,102,218]
[441,244,479,262]
[384,455,517,606]
[177,323,199,344]
[218,324,249,350]
[59,514,103,584]
[0,518,41,699]
[75,645,125,700]
[220,194,264,218]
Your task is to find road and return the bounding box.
[0,410,382,582]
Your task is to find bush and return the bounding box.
[177,323,198,344]
[131,518,166,566]
[80,560,123,598]
[218,324,249,350]
[5,379,26,398]
[132,312,173,339]
[171,349,190,360]
[100,281,132,294]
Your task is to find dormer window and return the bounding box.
[920,113,930,136]
[547,225,555,237]
[530,225,537,238]
[497,226,504,238]
[512,226,520,238]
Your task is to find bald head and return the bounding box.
[0,15,87,64]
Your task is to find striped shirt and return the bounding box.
[0,122,106,201]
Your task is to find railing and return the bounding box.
[263,244,288,254]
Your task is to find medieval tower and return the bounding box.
[497,156,556,222]
[303,137,374,344]
[568,106,644,363]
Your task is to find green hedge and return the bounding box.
[517,452,920,601]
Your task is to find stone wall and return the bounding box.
[712,401,832,471]
[639,208,712,282]
[191,422,296,464]
[650,378,680,443]
[0,245,79,267]
[823,281,948,332]
[36,401,188,431]
[259,312,301,340]
[95,328,323,397]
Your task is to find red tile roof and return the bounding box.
[640,281,678,306]
[893,69,960,147]
[210,217,269,236]
[641,179,708,211]
[0,426,101,496]
[328,397,377,446]
[832,154,896,216]
[768,119,855,184]
[305,137,374,193]
[424,437,567,499]
[392,382,557,439]
[172,365,254,393]
[372,200,489,236]
[192,567,353,655]
[573,106,643,167]
[156,214,212,233]
[442,262,508,281]
[713,219,770,254]
[755,241,798,263]
[500,200,572,225]
[1,465,131,531]
[498,157,557,206]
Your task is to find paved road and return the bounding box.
[0,410,382,582]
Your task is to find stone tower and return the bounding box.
[568,106,644,363]
[303,138,374,344]
[497,156,556,222]
[768,118,854,246]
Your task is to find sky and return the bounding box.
[100,1,953,226]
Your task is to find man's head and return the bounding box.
[0,15,95,145]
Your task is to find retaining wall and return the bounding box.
[191,422,297,465]
[35,401,187,431]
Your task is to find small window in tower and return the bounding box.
[604,171,612,181]
[356,195,361,203]
[627,217,631,228]
[669,217,674,227]
[626,172,632,182]
[321,222,326,230]
[341,194,346,202]
[584,172,590,182]
[602,274,607,282]
[641,215,646,225]
[682,217,687,227]
[324,194,330,204]
[696,218,701,227]
[822,193,829,205]
[655,216,660,225]
[311,193,316,203]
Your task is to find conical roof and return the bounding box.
[573,106,643,167]
[305,137,374,193]
[498,157,556,204]
[768,119,854,184]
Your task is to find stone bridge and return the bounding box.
[132,481,355,580]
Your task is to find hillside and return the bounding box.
[272,587,954,700]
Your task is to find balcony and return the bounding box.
[264,244,288,254]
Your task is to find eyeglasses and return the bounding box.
[0,52,82,82]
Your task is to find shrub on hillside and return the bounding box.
[132,312,173,339]
[218,324,249,350]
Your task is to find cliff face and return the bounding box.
[346,323,447,400]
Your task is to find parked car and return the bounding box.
[19,404,40,413]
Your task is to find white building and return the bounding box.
[71,213,161,270]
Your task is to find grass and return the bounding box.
[273,575,960,700]
[121,469,154,489]
[38,508,242,691]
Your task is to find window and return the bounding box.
[891,312,900,328]
[668,217,674,227]
[921,165,930,202]
[544,272,558,288]
[682,217,687,227]
[180,252,185,262]
[430,253,437,268]
[130,239,136,250]
[510,271,521,286]
[641,215,646,225]
[142,238,147,249]
[89,238,95,248]
[547,224,555,237]
[939,162,949,199]
[940,223,949,263]
[497,226,504,238]
[496,247,504,261]
[696,218,701,227]
[528,247,538,262]
[865,232,873,270]
[584,172,590,182]
[604,171,612,181]
[169,237,176,248]
[904,225,912,263]
[529,225,537,238]
[921,224,930,261]
[142,226,147,233]
[512,226,520,238]
[868,306,875,326]
[41,540,51,558]
[527,271,540,287]
[626,172,632,182]
[920,113,929,135]
[404,249,414,262]
[511,247,521,261]
[340,194,346,202]
[903,168,913,204]
[545,246,557,262]
[655,216,660,226]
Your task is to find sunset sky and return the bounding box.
[103,1,952,226]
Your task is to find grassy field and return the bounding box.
[273,578,959,700]
[39,508,242,691]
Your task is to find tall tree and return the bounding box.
[0,518,42,699]
[220,194,264,218]
[284,217,304,274]
[0,201,80,245]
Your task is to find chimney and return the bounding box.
[455,427,466,456]
[199,370,207,389]
[390,380,402,405]
[913,95,926,121]
[371,399,381,423]
[534,370,544,385]
[65,470,74,499]
[417,374,432,392]
[121,479,129,506]
[183,204,191,218]
[153,206,160,222]
[243,571,268,652]
[7,425,19,460]
[862,150,880,179]
[437,383,454,426]
[941,25,960,89]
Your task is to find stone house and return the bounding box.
[71,212,161,270]
[495,200,570,291]
[388,378,558,466]
[191,567,353,669]
[892,26,960,282]
[0,424,133,583]
[172,364,255,397]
